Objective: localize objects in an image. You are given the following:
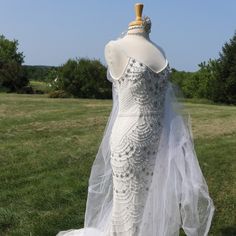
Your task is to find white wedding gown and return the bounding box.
[56,55,215,236]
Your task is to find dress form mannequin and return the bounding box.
[56,4,214,236]
[104,3,168,79]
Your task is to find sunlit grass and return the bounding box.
[0,93,235,235]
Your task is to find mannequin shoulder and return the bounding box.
[104,40,116,62]
[117,37,168,73]
[104,40,130,79]
[104,40,125,62]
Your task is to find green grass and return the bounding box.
[0,93,235,236]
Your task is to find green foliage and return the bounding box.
[170,69,195,98]
[217,31,236,104]
[51,58,112,99]
[49,90,71,98]
[170,31,236,104]
[0,35,29,92]
[0,35,24,65]
[23,65,56,81]
[30,80,52,94]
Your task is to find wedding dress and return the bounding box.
[56,42,215,236]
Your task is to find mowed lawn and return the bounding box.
[0,93,235,236]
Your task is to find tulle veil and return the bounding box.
[56,31,215,236]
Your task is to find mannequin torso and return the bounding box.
[105,28,168,79]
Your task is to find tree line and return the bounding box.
[0,35,28,92]
[0,33,235,104]
[170,32,236,104]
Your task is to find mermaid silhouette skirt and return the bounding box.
[107,58,170,235]
[109,113,162,235]
[56,57,215,236]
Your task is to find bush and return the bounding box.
[52,58,112,99]
[23,65,56,81]
[48,90,71,98]
[30,80,52,94]
[17,85,34,94]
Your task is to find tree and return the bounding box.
[170,31,236,104]
[52,58,112,99]
[216,31,236,104]
[170,69,196,98]
[0,35,29,92]
[198,31,236,104]
[23,65,56,81]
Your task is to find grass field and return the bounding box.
[0,93,235,236]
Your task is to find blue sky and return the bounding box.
[0,0,235,71]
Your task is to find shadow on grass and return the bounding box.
[220,226,236,236]
[0,208,19,234]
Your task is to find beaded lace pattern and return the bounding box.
[107,57,170,235]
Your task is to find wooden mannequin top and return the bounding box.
[105,3,168,79]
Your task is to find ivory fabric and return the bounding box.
[56,56,215,236]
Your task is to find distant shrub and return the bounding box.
[48,90,71,98]
[16,85,34,94]
[23,65,56,81]
[51,58,112,99]
[34,89,45,94]
[30,80,52,94]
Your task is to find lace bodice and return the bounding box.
[107,57,171,235]
[107,57,170,117]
